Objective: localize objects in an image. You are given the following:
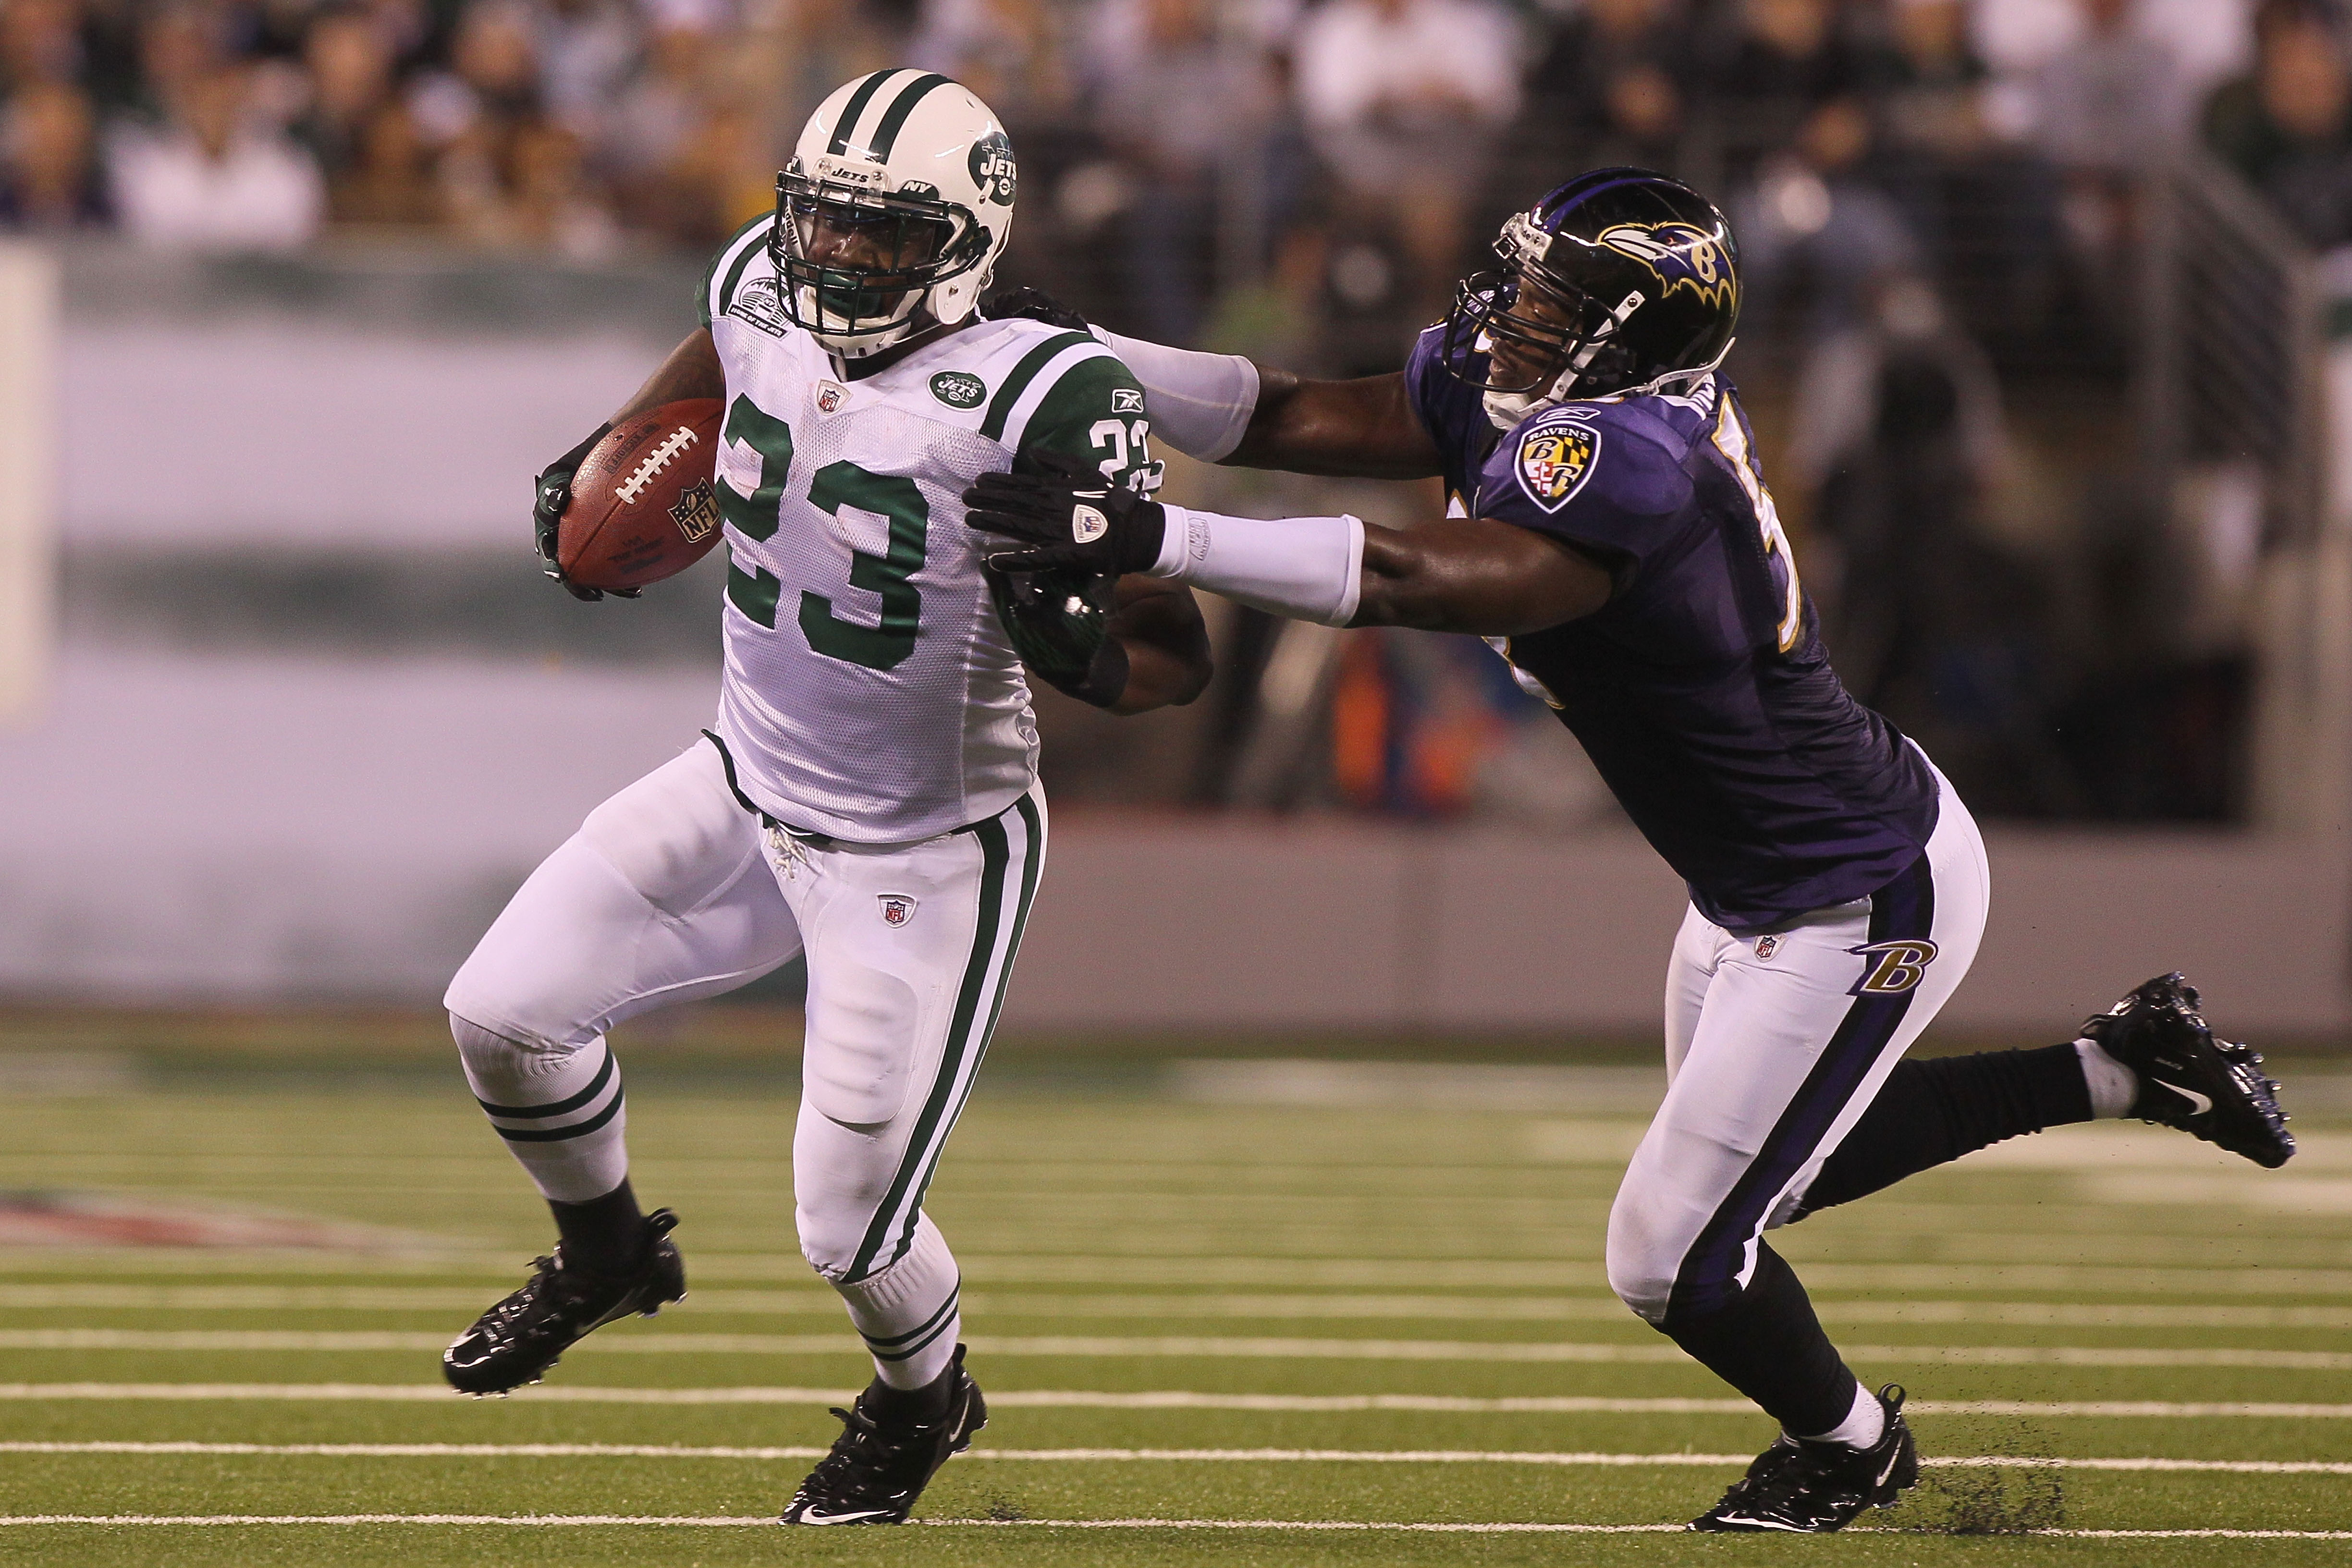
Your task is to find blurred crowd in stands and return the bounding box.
[6,0,2333,824]
[0,1,2328,299]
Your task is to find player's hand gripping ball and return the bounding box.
[540,398,727,598]
[962,454,1166,576]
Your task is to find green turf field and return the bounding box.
[0,1045,2346,1566]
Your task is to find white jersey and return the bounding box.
[698,220,1157,842]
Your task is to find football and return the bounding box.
[557,397,727,591]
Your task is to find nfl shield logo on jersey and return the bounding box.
[877,894,917,927]
[815,381,847,415]
[1516,421,1600,512]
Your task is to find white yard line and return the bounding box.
[0,1514,2343,1537]
[2,1283,2343,1330]
[4,1442,2349,1475]
[4,1326,2347,1370]
[3,1383,2350,1417]
[8,1253,2351,1296]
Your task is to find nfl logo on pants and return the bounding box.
[877,894,917,928]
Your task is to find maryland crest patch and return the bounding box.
[1515,420,1600,513]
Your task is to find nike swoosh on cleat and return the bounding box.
[793,1508,894,1525]
[2154,1078,2214,1116]
[1876,1449,1902,1488]
[1714,1515,1805,1532]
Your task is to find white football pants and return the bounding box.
[1606,763,1989,1327]
[444,736,1044,1383]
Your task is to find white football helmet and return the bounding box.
[776,70,1017,358]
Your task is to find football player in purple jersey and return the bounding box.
[964,169,2296,1533]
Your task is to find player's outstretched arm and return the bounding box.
[963,474,1611,638]
[978,287,1438,479]
[1223,369,1444,480]
[1348,515,1610,634]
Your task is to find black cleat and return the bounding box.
[781,1345,987,1525]
[1690,1384,1918,1533]
[2084,973,2295,1168]
[441,1208,685,1395]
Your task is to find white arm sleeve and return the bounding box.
[1090,327,1261,462]
[1146,503,1365,628]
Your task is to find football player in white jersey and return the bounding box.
[437,72,1211,1525]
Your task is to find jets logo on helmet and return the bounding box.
[772,70,1017,358]
[1595,223,1737,312]
[968,131,1016,206]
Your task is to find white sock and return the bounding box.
[1798,1379,1886,1450]
[2075,1036,2140,1120]
[832,1213,962,1389]
[453,1016,630,1204]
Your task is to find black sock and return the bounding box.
[1662,1243,1857,1437]
[549,1178,647,1275]
[1799,1043,2094,1216]
[862,1361,955,1424]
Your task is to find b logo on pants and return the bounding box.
[1849,938,1939,995]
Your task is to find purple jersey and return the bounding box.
[1404,325,1938,931]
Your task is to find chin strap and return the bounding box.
[1482,289,1647,431]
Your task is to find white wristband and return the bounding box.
[1091,328,1261,462]
[1149,503,1365,628]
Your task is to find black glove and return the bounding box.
[984,564,1130,708]
[533,423,637,601]
[979,284,1090,332]
[963,454,1167,577]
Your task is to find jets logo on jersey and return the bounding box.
[968,131,1016,206]
[877,894,918,927]
[1595,222,1737,312]
[931,370,986,409]
[1516,419,1600,512]
[1849,939,1939,996]
[729,274,791,337]
[670,478,720,543]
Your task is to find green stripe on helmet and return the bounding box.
[867,72,954,161]
[826,70,901,156]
